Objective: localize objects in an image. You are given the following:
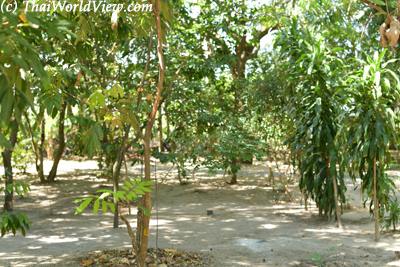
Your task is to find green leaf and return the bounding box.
[83,124,103,157]
[93,199,100,214]
[102,200,108,214]
[108,84,124,99]
[75,198,93,214]
[88,90,106,110]
[0,133,11,149]
[369,0,385,6]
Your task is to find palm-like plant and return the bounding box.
[278,19,346,226]
[342,50,400,240]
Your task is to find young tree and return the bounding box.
[277,19,346,226]
[342,51,400,241]
[136,1,166,265]
[0,10,67,236]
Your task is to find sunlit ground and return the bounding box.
[0,159,400,266]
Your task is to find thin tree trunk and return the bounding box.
[112,126,131,228]
[373,157,380,241]
[47,101,67,182]
[158,106,163,152]
[2,120,18,211]
[165,102,170,141]
[120,214,137,255]
[229,159,239,184]
[25,111,45,183]
[137,134,152,266]
[230,172,238,184]
[39,118,45,181]
[332,173,342,228]
[326,157,341,227]
[304,192,308,211]
[137,0,165,265]
[361,180,364,207]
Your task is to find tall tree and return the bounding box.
[196,0,283,184]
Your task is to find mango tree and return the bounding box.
[196,0,283,184]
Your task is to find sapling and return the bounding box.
[75,177,152,254]
[384,198,400,231]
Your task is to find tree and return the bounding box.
[277,18,346,226]
[136,1,166,265]
[0,9,67,236]
[195,0,283,184]
[342,50,400,241]
[75,177,152,256]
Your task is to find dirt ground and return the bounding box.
[1,159,400,267]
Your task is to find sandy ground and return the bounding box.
[1,159,400,267]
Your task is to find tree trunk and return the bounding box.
[165,102,170,141]
[113,174,120,229]
[47,101,67,183]
[158,106,163,152]
[2,120,19,211]
[332,173,342,228]
[137,134,152,266]
[326,157,342,227]
[120,214,137,255]
[38,118,45,182]
[373,157,380,241]
[25,111,45,183]
[230,172,238,184]
[112,126,130,229]
[229,158,239,184]
[304,192,308,211]
[136,1,165,265]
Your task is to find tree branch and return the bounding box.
[145,0,165,135]
[361,0,389,17]
[120,214,137,255]
[256,24,280,42]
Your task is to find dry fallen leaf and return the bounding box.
[79,248,211,267]
[80,258,94,267]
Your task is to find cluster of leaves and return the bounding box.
[75,178,152,216]
[0,179,31,237]
[12,137,35,174]
[383,198,400,231]
[0,212,30,237]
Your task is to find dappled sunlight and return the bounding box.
[38,236,79,244]
[259,223,278,230]
[235,238,269,252]
[304,228,360,234]
[1,159,400,266]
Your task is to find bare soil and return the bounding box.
[1,159,400,267]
